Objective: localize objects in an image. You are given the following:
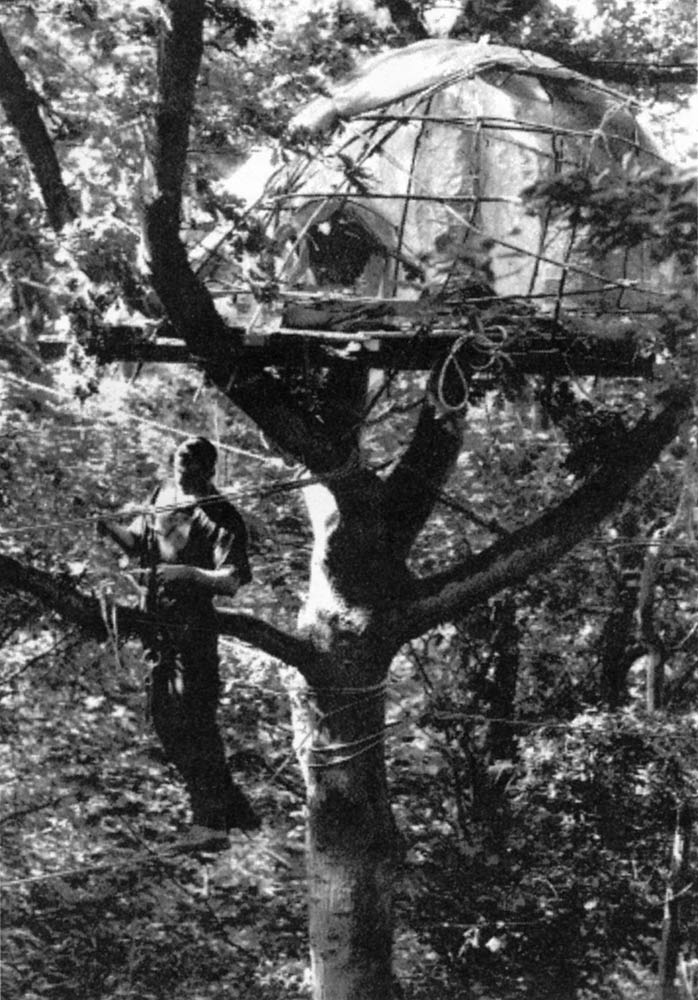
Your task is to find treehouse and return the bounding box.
[210,39,671,381]
[39,40,672,382]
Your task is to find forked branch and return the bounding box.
[397,389,693,639]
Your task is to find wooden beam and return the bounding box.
[36,334,191,363]
[35,324,652,378]
[266,329,651,377]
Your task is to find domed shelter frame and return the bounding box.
[213,40,671,381]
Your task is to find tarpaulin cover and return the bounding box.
[268,40,671,318]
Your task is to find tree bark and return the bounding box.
[384,368,464,560]
[291,483,404,1000]
[0,28,75,231]
[289,675,396,1000]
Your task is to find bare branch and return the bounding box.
[0,554,325,679]
[0,554,143,638]
[533,49,697,88]
[396,389,693,639]
[216,609,322,675]
[0,28,76,231]
[383,365,464,557]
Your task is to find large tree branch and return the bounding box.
[396,389,693,639]
[383,365,464,557]
[0,555,324,679]
[0,555,144,639]
[142,0,229,350]
[142,1,351,473]
[151,1,205,219]
[215,609,324,676]
[0,28,76,231]
[532,48,697,88]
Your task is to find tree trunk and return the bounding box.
[288,675,396,1000]
[287,483,403,1000]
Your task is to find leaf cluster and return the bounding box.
[524,165,697,273]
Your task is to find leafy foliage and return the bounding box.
[394,669,698,999]
[524,165,697,273]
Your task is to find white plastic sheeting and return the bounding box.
[268,40,671,319]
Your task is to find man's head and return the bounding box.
[174,437,217,490]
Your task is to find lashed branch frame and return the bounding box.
[190,40,674,382]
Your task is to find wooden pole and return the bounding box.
[658,802,694,1000]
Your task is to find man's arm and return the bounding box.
[205,497,253,587]
[96,518,142,557]
[155,564,243,596]
[218,506,253,586]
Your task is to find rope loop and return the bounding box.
[435,332,471,414]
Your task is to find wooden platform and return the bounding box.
[33,291,655,379]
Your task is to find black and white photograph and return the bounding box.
[1,2,696,997]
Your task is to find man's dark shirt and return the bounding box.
[128,481,251,654]
[130,481,251,584]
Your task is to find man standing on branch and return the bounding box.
[98,436,259,835]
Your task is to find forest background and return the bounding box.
[1,1,697,998]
